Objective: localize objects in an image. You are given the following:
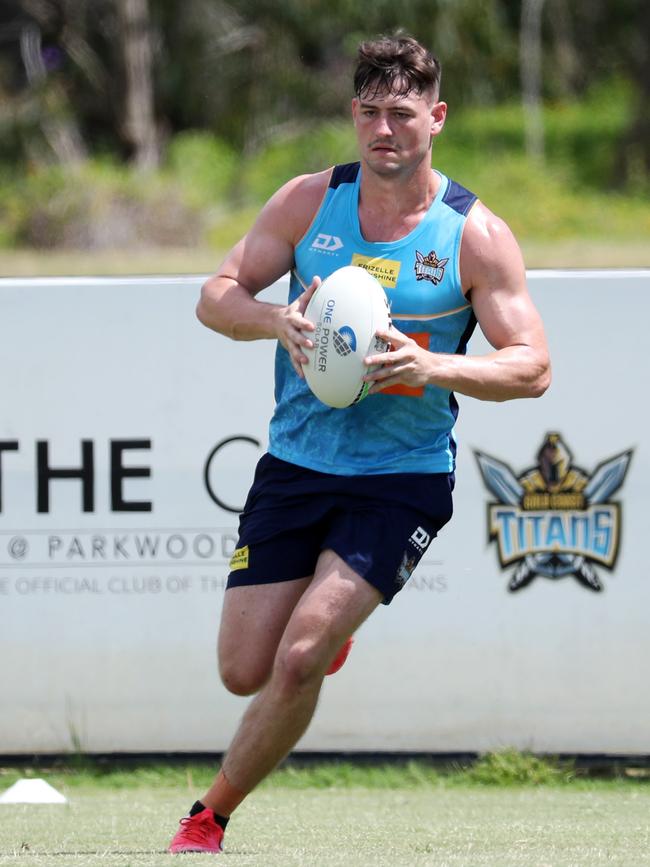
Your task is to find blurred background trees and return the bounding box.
[0,0,647,259]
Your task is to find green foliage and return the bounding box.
[267,759,441,789]
[237,81,650,244]
[438,78,639,191]
[0,80,647,254]
[464,749,572,786]
[0,751,623,793]
[2,0,648,187]
[267,751,573,790]
[240,121,358,202]
[165,132,238,206]
[205,205,263,250]
[432,83,650,240]
[0,160,205,250]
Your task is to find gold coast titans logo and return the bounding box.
[475,433,632,592]
[414,250,448,284]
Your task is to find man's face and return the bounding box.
[351,87,446,177]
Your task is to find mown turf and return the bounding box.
[1,766,649,866]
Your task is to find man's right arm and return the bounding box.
[196,171,329,375]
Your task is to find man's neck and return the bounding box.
[357,161,440,243]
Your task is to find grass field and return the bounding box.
[1,760,649,866]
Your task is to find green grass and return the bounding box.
[1,777,649,866]
[1,757,650,865]
[0,756,559,794]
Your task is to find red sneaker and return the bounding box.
[168,808,224,854]
[326,636,354,675]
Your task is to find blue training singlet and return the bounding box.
[268,161,478,475]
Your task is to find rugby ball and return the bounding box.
[301,265,391,408]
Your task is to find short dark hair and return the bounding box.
[354,33,441,101]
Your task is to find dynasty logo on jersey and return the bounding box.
[475,433,633,592]
[310,233,344,254]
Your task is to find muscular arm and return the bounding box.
[196,171,330,373]
[366,204,551,401]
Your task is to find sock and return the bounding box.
[189,799,229,831]
[201,768,248,817]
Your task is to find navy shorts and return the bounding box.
[227,453,454,604]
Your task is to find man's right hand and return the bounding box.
[275,276,321,378]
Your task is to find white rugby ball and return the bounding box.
[301,265,391,408]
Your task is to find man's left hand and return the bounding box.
[363,326,432,393]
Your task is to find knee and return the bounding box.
[218,658,270,697]
[274,640,325,693]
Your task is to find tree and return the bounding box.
[520,0,545,162]
[117,0,159,169]
[7,0,89,165]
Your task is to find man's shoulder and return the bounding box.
[264,168,334,242]
[460,199,525,289]
[275,168,333,208]
[462,200,517,258]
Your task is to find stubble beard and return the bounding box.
[363,146,430,181]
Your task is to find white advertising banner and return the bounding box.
[0,270,648,755]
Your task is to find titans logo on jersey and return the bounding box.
[414,250,449,284]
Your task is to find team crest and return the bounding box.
[475,433,632,592]
[414,250,449,284]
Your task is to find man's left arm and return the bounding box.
[365,206,551,402]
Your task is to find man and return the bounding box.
[169,33,550,854]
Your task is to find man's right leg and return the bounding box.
[168,576,312,854]
[201,550,380,812]
[169,552,380,853]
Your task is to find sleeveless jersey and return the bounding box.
[268,161,478,475]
